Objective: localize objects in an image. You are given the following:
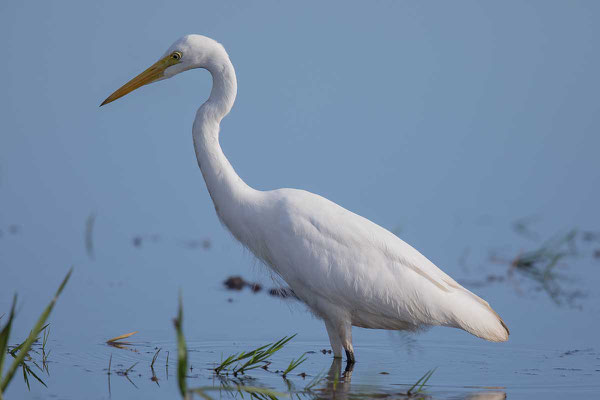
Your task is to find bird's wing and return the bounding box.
[265,188,461,291]
[258,188,505,337]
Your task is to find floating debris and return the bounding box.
[107,331,138,344]
[223,276,246,290]
[249,283,262,293]
[223,276,265,294]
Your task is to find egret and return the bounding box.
[101,35,509,363]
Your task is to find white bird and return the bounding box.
[101,35,509,362]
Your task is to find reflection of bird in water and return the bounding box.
[319,358,506,400]
[102,35,509,363]
[321,358,353,399]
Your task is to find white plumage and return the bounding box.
[102,34,509,362]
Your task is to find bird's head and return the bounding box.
[101,35,223,106]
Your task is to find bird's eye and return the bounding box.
[171,52,182,61]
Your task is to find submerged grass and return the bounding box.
[0,268,72,398]
[511,230,577,272]
[510,230,583,306]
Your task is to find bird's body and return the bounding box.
[102,34,509,362]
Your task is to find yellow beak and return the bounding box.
[100,55,175,106]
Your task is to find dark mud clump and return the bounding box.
[223,276,262,293]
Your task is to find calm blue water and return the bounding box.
[1,214,599,399]
[2,1,600,399]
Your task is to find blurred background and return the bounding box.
[1,1,599,398]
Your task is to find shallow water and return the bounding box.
[5,335,600,399]
[2,214,600,399]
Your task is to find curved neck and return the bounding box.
[192,52,258,230]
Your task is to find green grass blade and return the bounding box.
[174,291,187,397]
[407,371,426,394]
[124,362,138,375]
[23,363,46,388]
[216,335,299,375]
[282,353,307,376]
[21,364,29,391]
[215,353,239,374]
[0,295,17,375]
[416,369,434,393]
[407,368,436,395]
[0,268,72,393]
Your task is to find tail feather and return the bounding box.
[450,289,509,342]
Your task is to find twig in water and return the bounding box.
[124,362,138,375]
[151,348,161,369]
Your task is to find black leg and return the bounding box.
[345,348,355,364]
[343,359,355,374]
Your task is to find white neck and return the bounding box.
[192,50,259,235]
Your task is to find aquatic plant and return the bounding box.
[151,347,161,369]
[174,294,285,400]
[406,368,436,396]
[0,269,71,397]
[511,230,577,271]
[282,352,307,378]
[174,292,188,397]
[510,230,584,306]
[214,335,297,376]
[150,348,161,385]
